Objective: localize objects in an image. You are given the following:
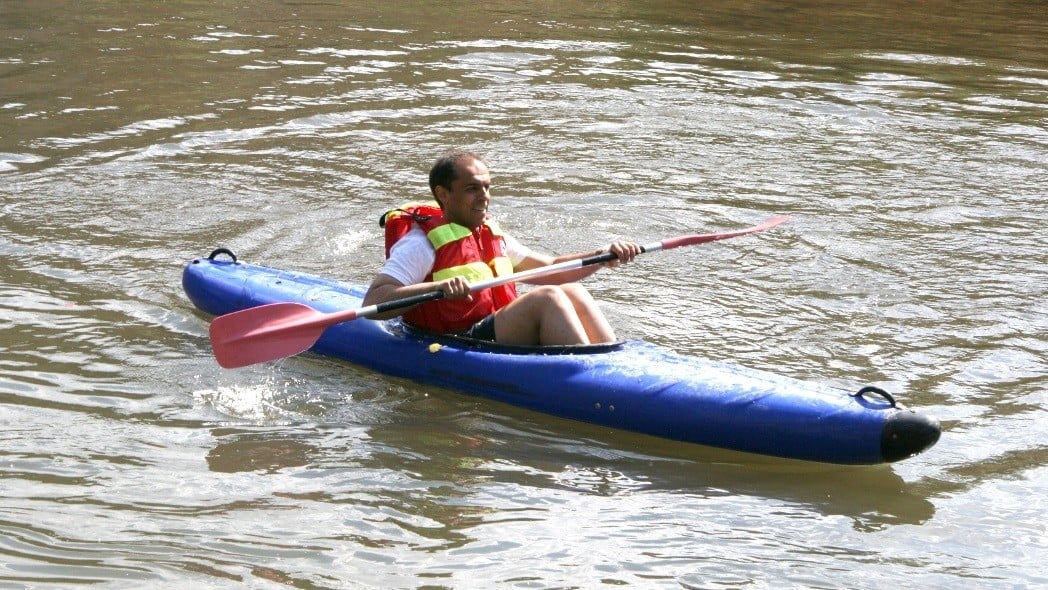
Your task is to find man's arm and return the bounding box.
[360,227,471,319]
[515,241,641,285]
[361,273,471,320]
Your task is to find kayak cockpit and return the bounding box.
[396,321,626,355]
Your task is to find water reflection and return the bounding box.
[193,397,937,583]
[316,411,938,532]
[206,428,315,474]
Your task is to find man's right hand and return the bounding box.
[438,276,473,300]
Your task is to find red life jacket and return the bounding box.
[380,202,518,333]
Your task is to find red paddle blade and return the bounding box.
[209,302,341,368]
[660,215,791,251]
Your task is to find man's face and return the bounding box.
[436,157,491,228]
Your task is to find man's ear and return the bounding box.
[433,185,448,208]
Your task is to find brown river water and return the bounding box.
[1,1,1045,588]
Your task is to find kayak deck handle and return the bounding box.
[207,248,238,263]
[852,385,898,408]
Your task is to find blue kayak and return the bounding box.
[182,250,940,465]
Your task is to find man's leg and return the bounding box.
[558,283,617,344]
[492,286,591,345]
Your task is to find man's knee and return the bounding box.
[555,283,595,304]
[526,285,574,306]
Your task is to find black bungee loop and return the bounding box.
[207,248,238,262]
[852,385,898,408]
[379,207,435,228]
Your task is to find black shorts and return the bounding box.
[458,314,497,342]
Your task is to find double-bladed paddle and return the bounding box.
[209,215,791,368]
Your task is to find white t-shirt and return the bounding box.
[380,226,533,286]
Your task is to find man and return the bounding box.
[362,150,641,346]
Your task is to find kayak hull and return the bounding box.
[182,253,940,465]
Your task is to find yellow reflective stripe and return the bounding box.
[427,223,472,250]
[491,256,514,277]
[433,261,494,284]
